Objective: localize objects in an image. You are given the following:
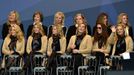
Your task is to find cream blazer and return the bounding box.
[26,35,47,54]
[67,35,92,57]
[47,36,66,55]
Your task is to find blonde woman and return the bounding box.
[47,25,66,56]
[110,24,133,56]
[1,25,25,69]
[26,24,47,54]
[47,25,66,75]
[117,13,133,39]
[24,24,47,71]
[109,24,133,70]
[67,23,92,75]
[2,10,24,40]
[48,11,66,38]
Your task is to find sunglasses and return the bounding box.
[97,27,102,29]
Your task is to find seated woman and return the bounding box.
[26,23,47,69]
[92,23,110,66]
[110,24,133,56]
[109,24,133,70]
[47,25,66,75]
[67,23,92,75]
[1,25,25,69]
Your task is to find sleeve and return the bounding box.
[63,27,67,36]
[87,25,91,35]
[17,38,25,55]
[27,25,32,39]
[60,37,66,54]
[66,26,73,45]
[111,44,116,55]
[129,26,133,40]
[26,36,32,54]
[47,38,52,56]
[48,26,52,39]
[126,36,133,52]
[79,36,92,54]
[67,36,74,52]
[108,32,116,45]
[20,23,25,34]
[42,25,48,35]
[2,38,10,55]
[2,23,8,40]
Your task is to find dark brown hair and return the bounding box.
[93,23,108,45]
[33,11,44,22]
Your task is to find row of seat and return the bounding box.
[1,54,122,75]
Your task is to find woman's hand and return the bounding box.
[110,26,116,33]
[10,50,14,54]
[70,45,76,50]
[73,49,79,53]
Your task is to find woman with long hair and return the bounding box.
[93,12,112,36]
[47,25,66,75]
[117,13,133,39]
[92,23,110,65]
[67,23,92,75]
[2,10,24,40]
[26,24,47,54]
[109,24,133,70]
[48,11,67,39]
[110,24,133,56]
[25,24,47,72]
[1,25,25,69]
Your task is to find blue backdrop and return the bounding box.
[0,0,133,56]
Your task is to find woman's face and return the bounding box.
[121,15,128,25]
[55,14,62,24]
[34,14,41,23]
[78,24,86,33]
[76,15,83,25]
[97,24,102,34]
[10,27,16,36]
[8,12,16,22]
[52,26,58,35]
[117,26,124,36]
[103,16,108,25]
[33,25,40,33]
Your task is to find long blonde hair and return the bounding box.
[31,24,45,36]
[7,10,21,26]
[54,11,65,26]
[52,25,64,38]
[113,24,126,41]
[117,13,130,26]
[7,25,24,42]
